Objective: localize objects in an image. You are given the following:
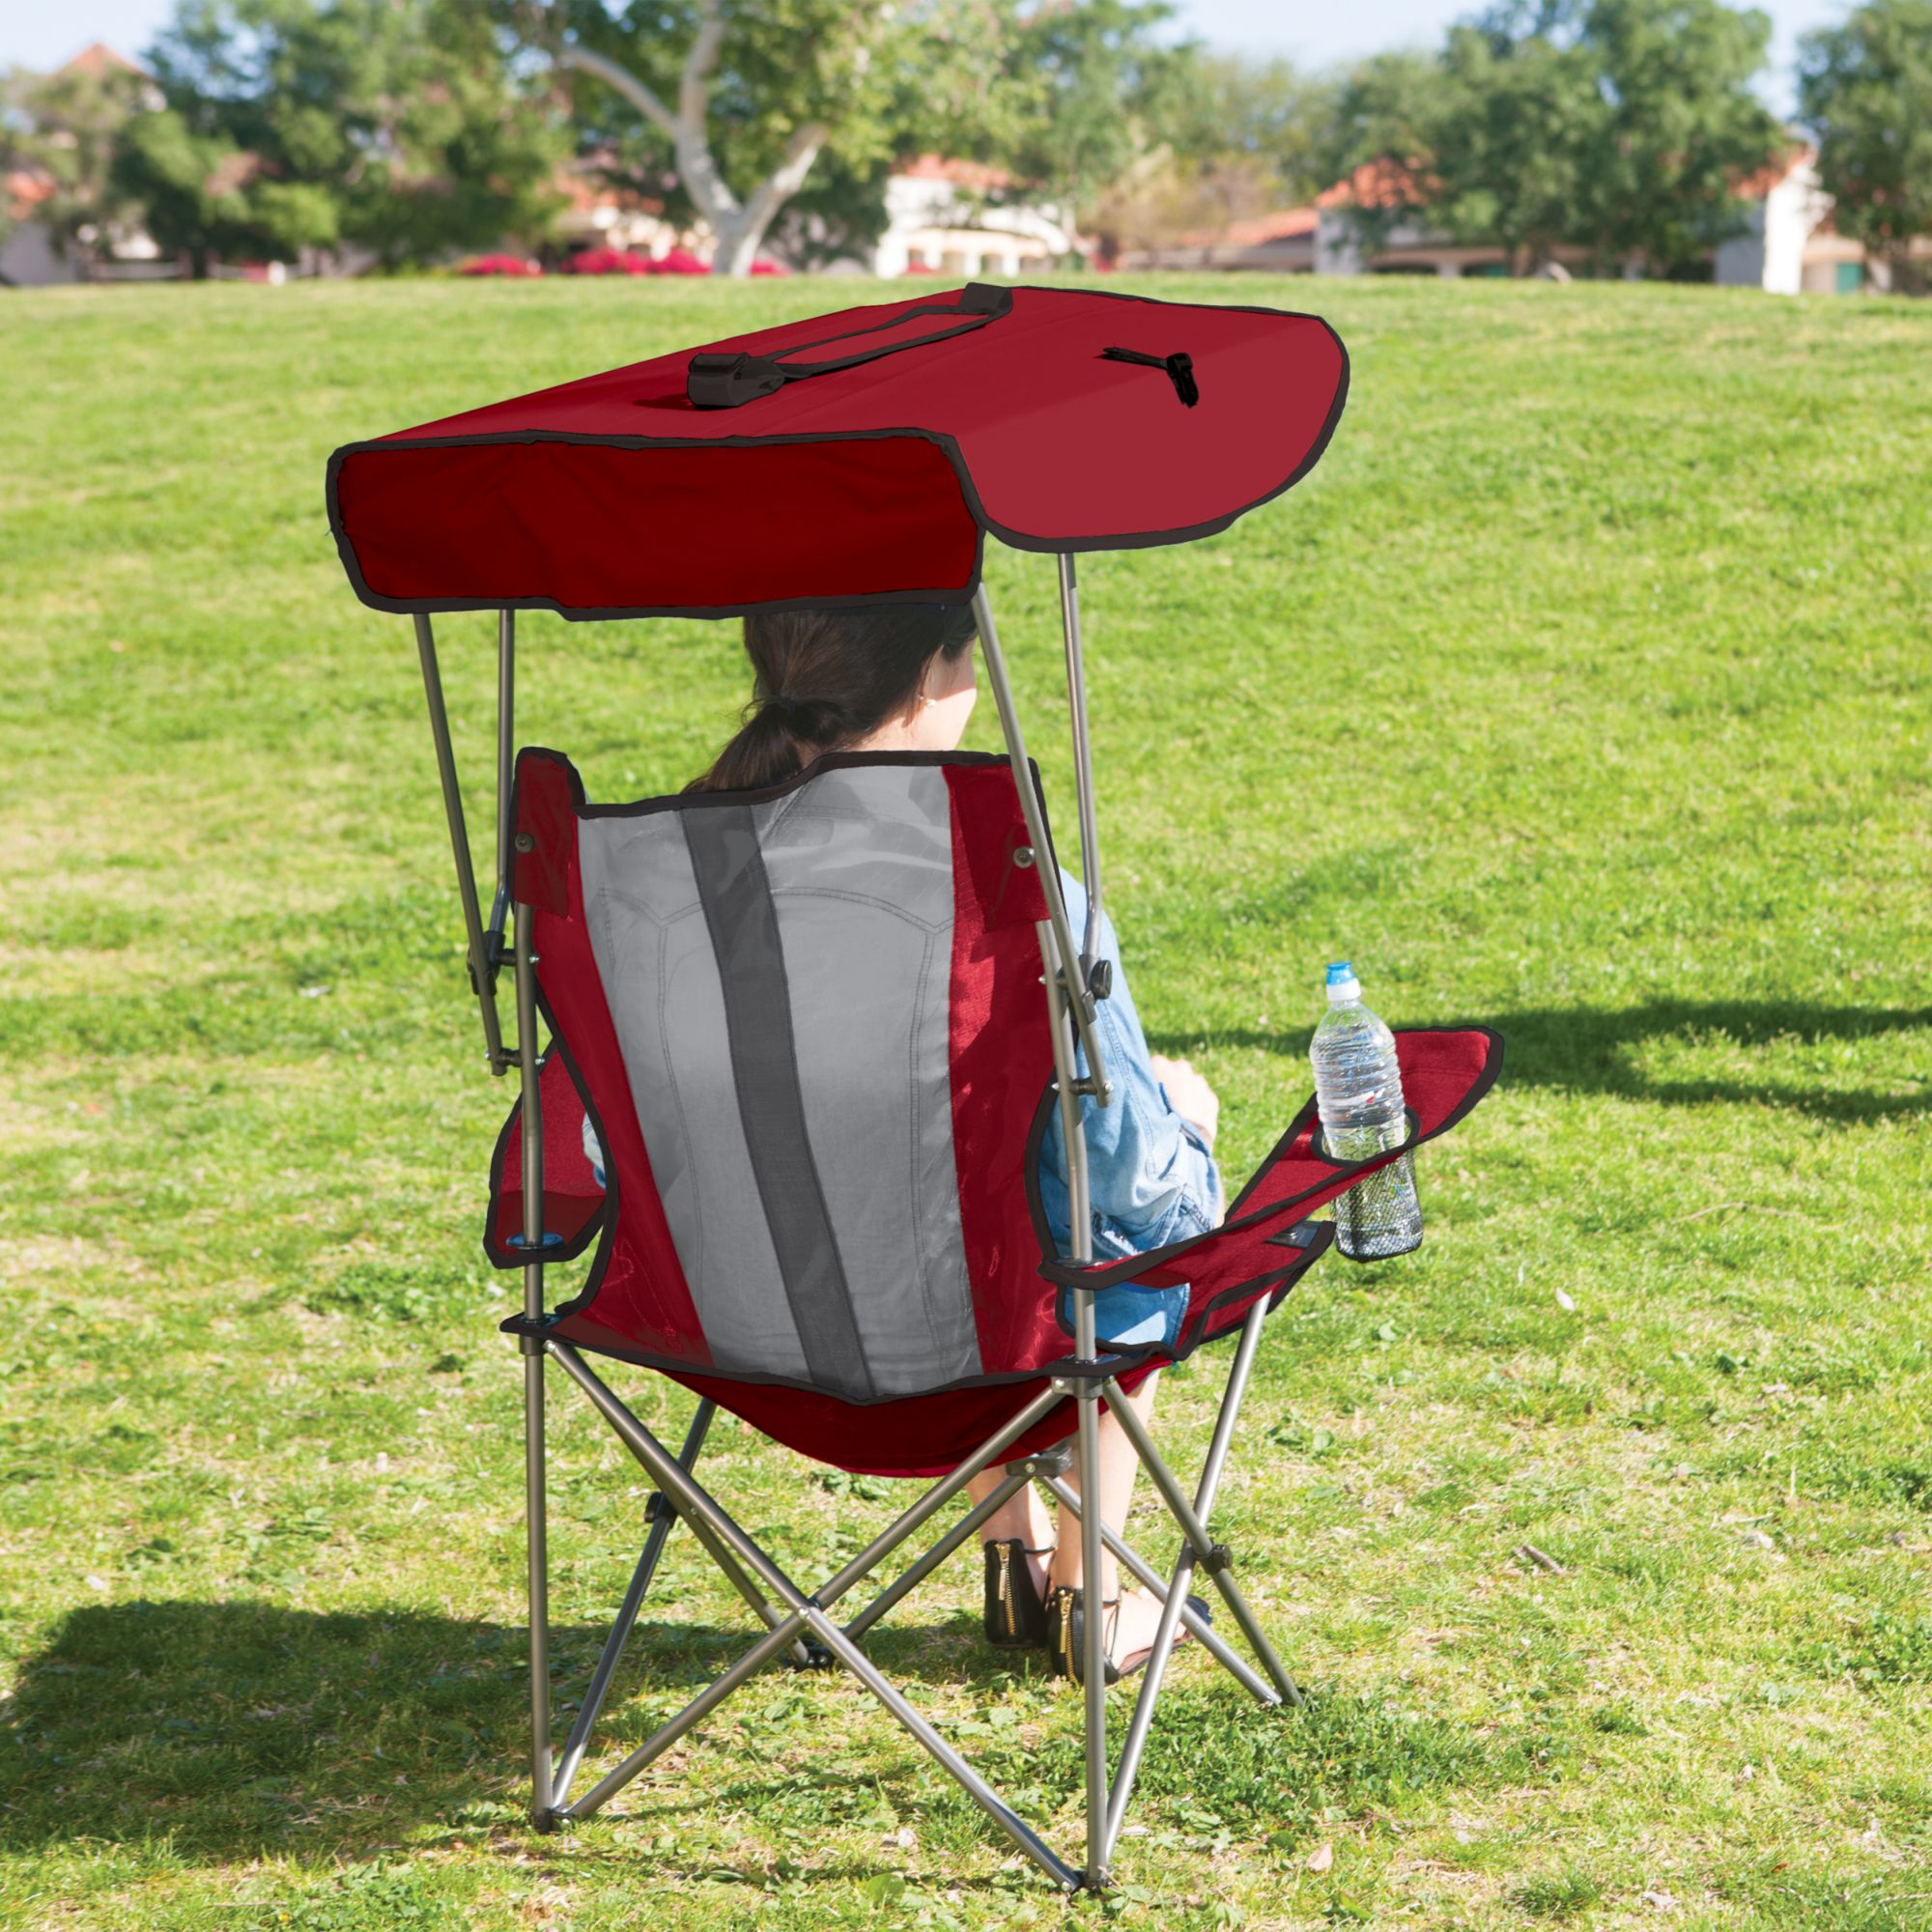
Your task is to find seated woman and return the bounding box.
[688,599,1222,1683]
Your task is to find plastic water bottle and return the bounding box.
[1310,961,1423,1260]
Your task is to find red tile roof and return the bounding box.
[5,169,55,221]
[58,42,145,79]
[1316,159,1432,211]
[1733,143,1814,199]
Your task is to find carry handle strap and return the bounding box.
[687,282,1013,410]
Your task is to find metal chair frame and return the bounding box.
[408,560,1302,1890]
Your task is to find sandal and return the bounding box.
[982,1539,1055,1649]
[1048,1585,1212,1685]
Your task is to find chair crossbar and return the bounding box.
[843,1462,1037,1640]
[1102,1301,1293,1861]
[1100,1370,1300,1705]
[1036,1477,1273,1702]
[532,1304,1301,1891]
[547,1344,1077,1883]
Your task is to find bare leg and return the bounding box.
[1048,1374,1156,1597]
[964,1377,1174,1661]
[965,1463,1055,1598]
[1048,1375,1170,1659]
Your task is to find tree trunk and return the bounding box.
[558,32,826,277]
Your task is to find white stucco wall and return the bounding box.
[868,174,1072,278]
[1762,160,1832,295]
[1715,156,1830,294]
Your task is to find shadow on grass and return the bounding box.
[1153,1000,1931,1121]
[0,1598,1549,1880]
[0,1597,1042,1860]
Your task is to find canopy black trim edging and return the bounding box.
[323,285,1350,622]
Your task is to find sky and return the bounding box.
[3,0,1855,117]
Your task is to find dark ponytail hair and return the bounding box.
[692,602,978,793]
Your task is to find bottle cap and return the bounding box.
[1324,960,1361,1004]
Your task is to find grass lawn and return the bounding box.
[1,270,1928,1932]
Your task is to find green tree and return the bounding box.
[115,0,564,274]
[1,55,153,265]
[1586,0,1787,275]
[521,0,1025,274]
[526,0,1193,272]
[1087,56,1338,260]
[992,0,1199,240]
[1329,27,1604,270]
[1326,0,1784,277]
[1800,0,1932,291]
[1182,55,1341,212]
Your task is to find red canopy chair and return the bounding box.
[327,282,1502,1891]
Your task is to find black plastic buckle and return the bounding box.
[687,351,786,410]
[498,1310,565,1340]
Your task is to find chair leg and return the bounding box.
[523,1338,554,1824]
[518,1327,1300,1881]
[1100,1301,1293,1864]
[799,1604,1082,1891]
[552,1398,718,1808]
[552,1350,820,1668]
[1103,1376,1302,1706]
[543,1347,1082,1885]
[842,1459,1036,1639]
[1038,1474,1276,1703]
[1075,1382,1110,1888]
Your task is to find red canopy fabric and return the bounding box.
[327,283,1349,621]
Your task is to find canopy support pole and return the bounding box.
[412,614,509,1075]
[1050,554,1113,1881]
[1038,920,1110,1882]
[1056,555,1105,980]
[970,585,1111,1106]
[978,569,1119,1885]
[488,610,516,983]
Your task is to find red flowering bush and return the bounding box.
[460,255,543,277]
[650,247,710,275]
[565,248,651,275]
